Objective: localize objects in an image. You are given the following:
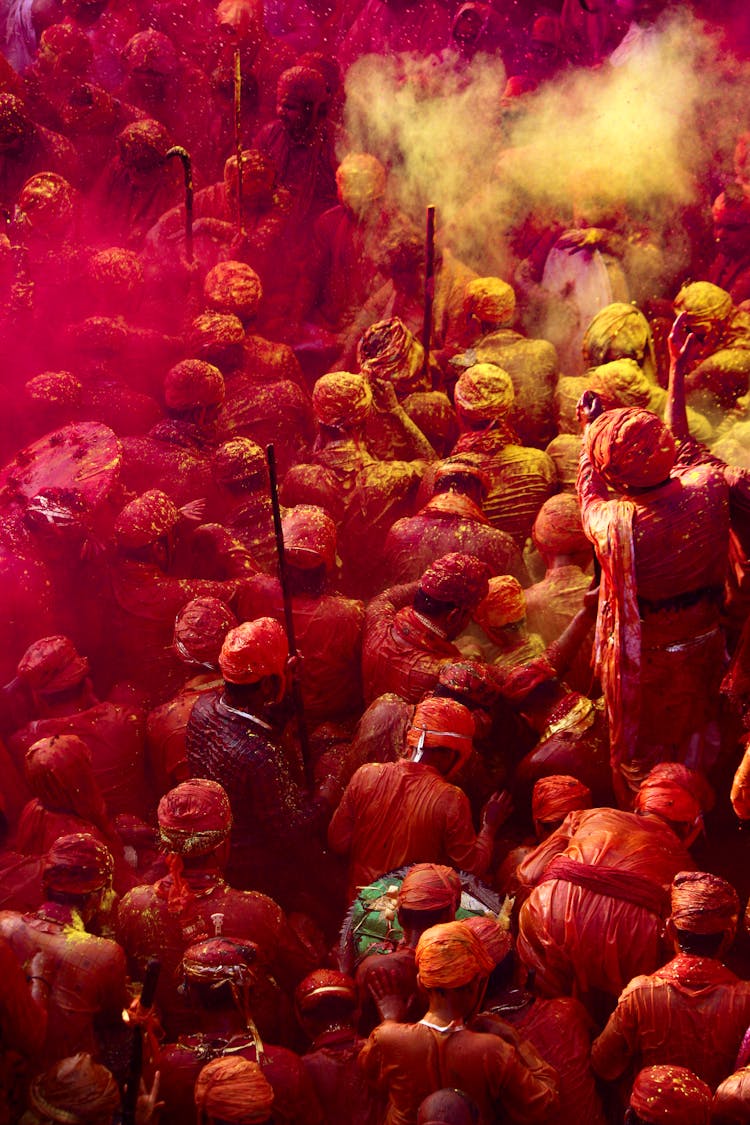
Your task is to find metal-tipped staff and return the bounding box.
[165,145,194,263]
[234,46,244,237]
[422,203,436,378]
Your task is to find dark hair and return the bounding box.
[414,589,455,618]
[674,927,725,957]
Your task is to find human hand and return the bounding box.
[482,790,513,832]
[576,389,604,429]
[668,311,702,371]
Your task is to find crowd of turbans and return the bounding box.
[4,0,750,1122]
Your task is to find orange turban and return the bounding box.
[282,505,337,572]
[463,277,516,327]
[295,969,357,1013]
[29,1054,120,1124]
[174,597,238,667]
[17,635,89,693]
[630,1065,711,1124]
[475,575,526,630]
[670,871,740,936]
[114,489,180,550]
[357,317,426,392]
[219,618,287,684]
[43,833,114,896]
[405,697,475,765]
[312,371,372,428]
[454,364,514,425]
[532,494,588,557]
[461,915,512,966]
[420,552,490,609]
[532,775,592,823]
[585,407,675,490]
[634,763,714,827]
[158,779,232,855]
[190,312,245,368]
[587,359,652,412]
[204,261,263,323]
[398,864,462,912]
[415,921,495,989]
[674,281,733,331]
[164,360,225,411]
[194,1057,274,1124]
[213,438,266,487]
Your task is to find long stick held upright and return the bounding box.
[266,444,312,785]
[166,146,194,262]
[422,203,436,378]
[121,958,160,1125]
[234,46,244,237]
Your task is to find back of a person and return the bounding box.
[560,807,692,883]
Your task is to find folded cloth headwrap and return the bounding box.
[26,735,109,829]
[415,921,495,988]
[454,364,514,425]
[634,763,714,827]
[670,870,740,936]
[18,172,75,235]
[29,1054,121,1125]
[191,312,245,366]
[182,937,262,985]
[582,302,654,370]
[213,438,266,486]
[204,261,263,322]
[174,597,237,667]
[43,832,114,895]
[357,317,426,393]
[714,1065,750,1123]
[674,281,733,330]
[587,359,652,412]
[312,371,372,428]
[123,29,177,75]
[532,493,588,557]
[117,119,171,172]
[295,969,357,1013]
[17,635,89,693]
[461,915,512,966]
[158,778,232,855]
[194,1057,274,1124]
[475,575,526,630]
[115,489,180,550]
[406,697,475,762]
[26,371,83,408]
[585,407,675,491]
[398,864,462,912]
[86,247,143,298]
[420,552,491,609]
[336,153,386,210]
[463,277,516,327]
[164,360,225,411]
[219,618,287,684]
[282,505,336,572]
[277,65,326,106]
[437,661,502,709]
[713,190,750,229]
[532,775,592,824]
[433,459,489,497]
[630,1065,711,1124]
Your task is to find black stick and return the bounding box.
[121,958,160,1125]
[166,146,194,263]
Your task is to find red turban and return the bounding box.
[406,697,475,766]
[713,190,750,229]
[219,618,287,684]
[585,407,675,490]
[17,635,89,693]
[282,505,337,572]
[714,1066,750,1123]
[630,1065,711,1124]
[204,261,263,323]
[312,371,372,428]
[29,1054,120,1124]
[532,493,588,557]
[213,438,266,487]
[18,172,75,235]
[182,937,262,985]
[115,489,179,550]
[670,871,740,936]
[420,552,491,609]
[357,317,425,393]
[415,921,495,988]
[26,735,108,828]
[277,65,326,106]
[39,23,94,72]
[461,915,512,966]
[26,371,83,408]
[295,969,357,1013]
[158,779,232,855]
[398,864,462,912]
[43,833,114,895]
[190,312,245,367]
[86,248,143,298]
[0,93,31,147]
[123,29,178,75]
[635,763,714,827]
[463,277,516,327]
[475,575,526,630]
[117,119,171,171]
[194,1057,274,1124]
[164,360,225,411]
[454,364,514,425]
[174,597,238,667]
[437,661,502,709]
[532,775,592,824]
[674,281,733,331]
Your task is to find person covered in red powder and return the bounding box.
[627,1065,712,1125]
[193,1057,276,1125]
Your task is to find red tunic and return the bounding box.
[362,588,461,705]
[302,1029,384,1125]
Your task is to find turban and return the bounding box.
[164,360,225,411]
[418,1089,478,1125]
[43,833,114,895]
[114,489,180,549]
[39,23,94,72]
[357,317,425,393]
[29,1054,120,1125]
[532,775,592,823]
[461,915,512,966]
[475,575,526,631]
[713,189,750,229]
[18,173,75,235]
[531,14,562,44]
[463,277,516,328]
[582,302,653,368]
[86,247,143,298]
[219,618,287,684]
[277,66,326,106]
[158,779,232,855]
[224,149,275,199]
[295,969,357,1013]
[398,864,462,912]
[714,1067,750,1123]
[674,281,733,331]
[312,371,372,428]
[25,735,107,824]
[282,505,336,572]
[336,153,386,210]
[405,697,475,766]
[415,921,495,989]
[585,407,675,490]
[182,937,262,985]
[26,371,83,408]
[433,459,489,497]
[194,1057,274,1124]
[630,1065,711,1124]
[670,871,739,936]
[0,93,31,147]
[454,364,514,425]
[117,119,171,171]
[213,438,266,487]
[215,0,262,38]
[635,763,714,827]
[204,262,262,322]
[174,597,238,666]
[123,29,178,75]
[437,661,502,709]
[420,552,491,609]
[545,434,581,491]
[532,493,588,556]
[298,51,342,98]
[190,312,245,367]
[17,635,89,693]
[587,359,652,412]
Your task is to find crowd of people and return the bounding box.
[3,0,750,1122]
